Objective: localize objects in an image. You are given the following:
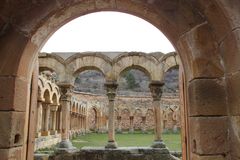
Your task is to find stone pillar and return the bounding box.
[57,84,76,151]
[50,105,58,135]
[116,116,122,133]
[58,107,62,133]
[105,81,118,149]
[129,116,134,133]
[41,103,51,136]
[149,81,166,148]
[35,100,43,137]
[141,116,146,133]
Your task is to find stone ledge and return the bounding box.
[46,147,180,160]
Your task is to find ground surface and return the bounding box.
[71,132,181,151]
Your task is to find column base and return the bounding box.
[56,140,77,153]
[41,131,50,136]
[151,140,166,148]
[50,130,57,135]
[35,132,42,138]
[105,141,118,149]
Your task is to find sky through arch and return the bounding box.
[41,11,175,53]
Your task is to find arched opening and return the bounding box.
[118,67,151,96]
[37,11,182,157]
[74,69,106,94]
[120,109,131,132]
[146,109,155,131]
[88,107,99,132]
[0,1,234,160]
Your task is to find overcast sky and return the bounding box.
[41,11,175,54]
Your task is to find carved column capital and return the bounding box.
[149,81,164,101]
[59,83,73,102]
[104,81,118,101]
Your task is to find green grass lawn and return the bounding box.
[71,132,182,151]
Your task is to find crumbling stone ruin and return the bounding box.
[1,1,240,160]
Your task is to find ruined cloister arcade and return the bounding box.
[1,1,240,160]
[38,51,180,136]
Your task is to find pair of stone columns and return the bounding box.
[105,80,166,149]
[36,100,59,137]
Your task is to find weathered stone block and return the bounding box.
[0,146,23,160]
[177,23,224,80]
[0,111,25,148]
[189,117,228,155]
[220,29,240,74]
[229,116,240,159]
[0,76,29,111]
[188,79,227,116]
[191,153,225,160]
[225,72,240,115]
[95,0,116,9]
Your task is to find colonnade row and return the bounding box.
[69,111,87,136]
[37,72,167,150]
[35,101,62,137]
[104,80,165,148]
[36,73,88,141]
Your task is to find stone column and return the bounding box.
[149,81,166,148]
[41,103,51,136]
[50,105,58,135]
[141,116,146,133]
[105,81,118,149]
[35,100,43,138]
[129,116,134,133]
[57,84,76,151]
[58,107,62,133]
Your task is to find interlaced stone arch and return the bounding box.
[66,53,112,83]
[38,74,60,102]
[113,52,158,80]
[39,52,180,83]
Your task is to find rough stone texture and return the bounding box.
[34,154,50,160]
[176,23,224,81]
[0,111,25,148]
[39,52,179,82]
[0,146,23,160]
[229,116,240,160]
[220,29,240,74]
[189,117,228,155]
[0,76,29,111]
[75,92,180,132]
[225,71,240,115]
[1,0,240,159]
[35,134,61,151]
[49,147,179,160]
[188,78,227,116]
[191,153,225,160]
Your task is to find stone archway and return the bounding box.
[89,107,99,131]
[0,1,239,159]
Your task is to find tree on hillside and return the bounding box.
[123,71,140,90]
